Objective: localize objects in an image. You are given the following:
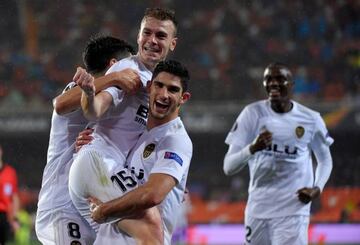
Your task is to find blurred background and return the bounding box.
[0,0,359,244]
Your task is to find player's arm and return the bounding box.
[79,75,113,121]
[90,173,176,223]
[223,144,251,175]
[9,192,20,231]
[297,138,333,204]
[8,172,20,232]
[223,130,272,175]
[53,68,141,115]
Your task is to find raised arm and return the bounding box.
[53,67,141,115]
[75,68,113,121]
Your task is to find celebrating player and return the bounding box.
[35,35,136,245]
[223,62,333,245]
[68,7,179,244]
[89,60,192,245]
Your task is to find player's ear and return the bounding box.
[146,80,152,93]
[169,37,177,51]
[109,58,118,67]
[179,91,191,105]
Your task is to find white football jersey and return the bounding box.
[81,55,151,167]
[98,117,193,245]
[225,100,333,218]
[128,117,192,244]
[37,82,89,212]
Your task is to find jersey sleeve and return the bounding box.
[150,135,192,184]
[311,113,334,147]
[225,105,256,147]
[103,87,125,106]
[62,81,77,93]
[103,58,136,106]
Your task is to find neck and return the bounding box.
[271,100,293,113]
[146,115,178,130]
[137,54,157,71]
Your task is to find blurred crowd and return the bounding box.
[0,0,359,110]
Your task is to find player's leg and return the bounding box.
[70,148,163,244]
[68,149,105,232]
[35,210,56,245]
[244,213,271,245]
[54,210,96,245]
[36,209,96,245]
[270,215,309,245]
[0,212,10,245]
[116,207,163,245]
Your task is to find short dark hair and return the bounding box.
[142,7,178,36]
[265,62,293,81]
[83,35,135,74]
[152,60,190,92]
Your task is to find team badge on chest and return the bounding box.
[295,126,305,138]
[143,143,155,158]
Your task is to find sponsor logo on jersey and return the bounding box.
[135,104,149,126]
[265,144,298,159]
[143,143,155,158]
[164,151,183,166]
[295,126,304,138]
[4,183,12,195]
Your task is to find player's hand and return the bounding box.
[10,218,20,232]
[89,196,107,224]
[297,186,320,204]
[113,68,141,95]
[75,128,94,152]
[73,67,95,96]
[250,130,272,154]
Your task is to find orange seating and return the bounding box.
[311,187,360,223]
[310,208,342,223]
[188,187,360,224]
[349,209,360,222]
[188,200,246,224]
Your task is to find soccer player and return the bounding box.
[0,144,20,245]
[223,62,333,245]
[68,7,179,244]
[35,35,136,245]
[89,60,192,245]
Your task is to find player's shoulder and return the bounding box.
[247,100,267,109]
[293,101,322,120]
[108,55,138,71]
[161,120,193,150]
[240,100,267,115]
[3,164,17,175]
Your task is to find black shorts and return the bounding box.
[0,212,10,244]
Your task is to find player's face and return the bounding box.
[147,72,190,126]
[137,17,177,70]
[263,67,293,104]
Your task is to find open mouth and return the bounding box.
[144,46,160,55]
[154,100,169,112]
[268,88,280,98]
